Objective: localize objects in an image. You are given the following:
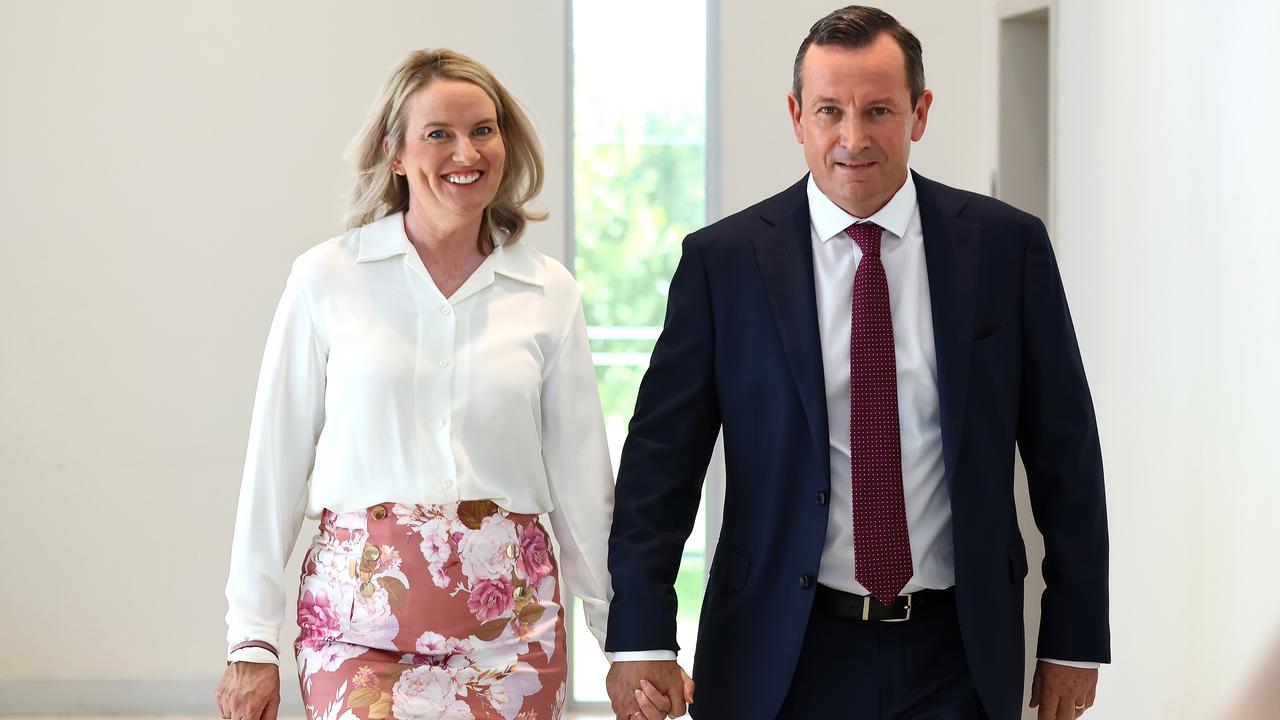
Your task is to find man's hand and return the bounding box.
[1029,661,1098,719]
[606,660,694,720]
[215,661,280,720]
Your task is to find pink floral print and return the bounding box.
[294,502,567,720]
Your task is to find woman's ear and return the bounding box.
[384,140,404,176]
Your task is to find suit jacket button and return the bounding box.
[799,574,813,589]
[816,491,828,505]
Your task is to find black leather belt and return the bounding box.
[813,584,955,622]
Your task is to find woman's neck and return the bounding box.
[402,205,488,299]
[403,205,485,258]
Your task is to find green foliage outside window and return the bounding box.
[574,109,706,428]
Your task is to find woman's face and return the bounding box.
[394,79,506,228]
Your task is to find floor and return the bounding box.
[5,716,614,720]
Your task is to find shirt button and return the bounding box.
[439,359,449,368]
[816,491,828,506]
[799,574,813,589]
[440,305,452,315]
[435,419,446,429]
[442,478,453,488]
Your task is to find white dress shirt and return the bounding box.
[808,173,954,596]
[225,212,615,664]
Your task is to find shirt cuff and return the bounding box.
[228,647,280,665]
[608,650,679,663]
[1039,658,1102,669]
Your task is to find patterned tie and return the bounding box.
[846,222,913,606]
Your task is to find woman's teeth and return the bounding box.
[446,172,482,185]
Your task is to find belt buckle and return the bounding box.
[880,593,913,623]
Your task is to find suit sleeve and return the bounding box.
[1017,219,1110,663]
[606,235,722,653]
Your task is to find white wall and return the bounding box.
[977,1,1280,718]
[716,0,989,219]
[0,0,568,713]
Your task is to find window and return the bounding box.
[568,0,709,709]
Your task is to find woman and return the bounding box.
[215,49,688,720]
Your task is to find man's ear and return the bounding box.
[788,92,805,144]
[910,89,933,143]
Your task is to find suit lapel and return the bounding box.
[751,179,831,481]
[914,171,982,484]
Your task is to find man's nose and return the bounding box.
[839,115,870,150]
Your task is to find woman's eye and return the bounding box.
[426,129,447,140]
[474,126,495,137]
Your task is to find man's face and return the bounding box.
[788,35,932,218]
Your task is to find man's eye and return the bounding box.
[870,107,891,117]
[818,106,837,115]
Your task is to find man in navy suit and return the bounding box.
[604,6,1109,720]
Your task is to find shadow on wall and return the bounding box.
[1226,629,1280,719]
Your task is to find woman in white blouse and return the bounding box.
[215,49,682,720]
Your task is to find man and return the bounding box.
[604,6,1109,720]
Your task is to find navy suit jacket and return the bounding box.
[606,172,1109,720]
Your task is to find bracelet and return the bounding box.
[228,640,279,660]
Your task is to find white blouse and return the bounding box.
[224,212,615,663]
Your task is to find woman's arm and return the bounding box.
[224,259,328,663]
[540,295,615,651]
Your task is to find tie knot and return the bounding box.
[845,222,884,257]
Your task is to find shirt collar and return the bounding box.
[356,211,544,287]
[806,171,917,243]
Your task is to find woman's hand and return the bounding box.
[630,667,696,719]
[215,661,280,720]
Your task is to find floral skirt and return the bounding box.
[294,501,567,720]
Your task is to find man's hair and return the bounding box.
[792,5,926,108]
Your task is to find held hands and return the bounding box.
[1029,661,1098,719]
[215,661,280,720]
[606,660,695,720]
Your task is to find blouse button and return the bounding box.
[363,545,381,562]
[360,581,376,597]
[370,505,387,521]
[439,359,449,368]
[513,586,527,601]
[506,543,519,560]
[440,306,452,315]
[442,478,453,488]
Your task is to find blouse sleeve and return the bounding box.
[224,260,327,663]
[540,296,615,653]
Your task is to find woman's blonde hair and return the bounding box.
[344,49,547,250]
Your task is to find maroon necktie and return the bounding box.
[846,222,913,606]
